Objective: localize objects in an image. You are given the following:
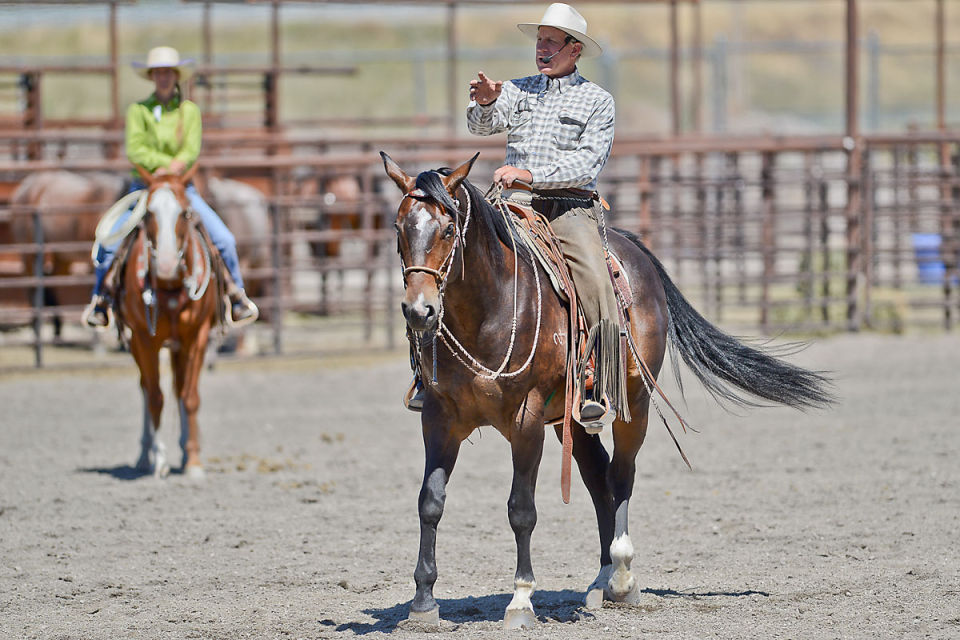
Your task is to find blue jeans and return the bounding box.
[93,180,244,297]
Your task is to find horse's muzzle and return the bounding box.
[401,297,438,332]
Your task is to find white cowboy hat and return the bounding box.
[517,3,603,58]
[132,46,194,80]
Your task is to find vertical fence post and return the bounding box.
[270,199,283,355]
[760,151,775,332]
[942,141,957,330]
[638,155,652,245]
[866,30,880,132]
[731,152,745,304]
[32,210,45,368]
[892,146,903,288]
[695,152,709,314]
[802,152,815,319]
[844,0,863,331]
[361,168,375,343]
[818,163,831,327]
[953,146,960,324]
[862,146,875,327]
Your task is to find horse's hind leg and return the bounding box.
[503,418,545,630]
[560,426,616,609]
[603,404,651,604]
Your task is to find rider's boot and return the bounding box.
[574,392,615,436]
[403,377,425,412]
[82,295,110,328]
[228,289,259,326]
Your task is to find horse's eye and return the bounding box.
[443,223,455,239]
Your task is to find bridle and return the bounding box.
[398,185,470,290]
[398,180,544,382]
[138,186,212,335]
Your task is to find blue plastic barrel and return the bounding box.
[912,233,945,285]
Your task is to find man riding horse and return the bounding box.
[407,3,622,432]
[82,46,258,328]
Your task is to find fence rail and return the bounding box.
[1,131,958,369]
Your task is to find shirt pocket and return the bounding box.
[507,97,534,142]
[553,111,586,150]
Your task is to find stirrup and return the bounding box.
[227,290,259,328]
[403,377,425,412]
[81,297,111,329]
[573,393,615,435]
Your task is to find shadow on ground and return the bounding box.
[76,464,190,481]
[321,589,591,634]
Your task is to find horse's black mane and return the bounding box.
[414,168,525,270]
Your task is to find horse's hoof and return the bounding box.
[408,605,439,625]
[585,565,613,609]
[608,567,637,601]
[185,465,206,481]
[503,607,537,630]
[606,579,643,605]
[154,463,170,479]
[584,586,605,610]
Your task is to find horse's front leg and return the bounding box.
[503,410,545,630]
[171,326,211,480]
[409,418,464,624]
[130,340,168,478]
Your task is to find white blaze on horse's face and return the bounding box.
[148,186,184,279]
[398,199,456,332]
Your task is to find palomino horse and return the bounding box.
[10,171,125,337]
[112,165,220,479]
[381,153,832,629]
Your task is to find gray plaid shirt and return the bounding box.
[466,69,615,191]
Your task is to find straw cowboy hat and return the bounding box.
[132,46,194,80]
[517,3,603,58]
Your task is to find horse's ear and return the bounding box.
[181,161,199,185]
[380,151,415,195]
[443,152,479,196]
[134,164,153,186]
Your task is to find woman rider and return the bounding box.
[83,46,258,327]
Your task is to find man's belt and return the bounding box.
[533,187,597,201]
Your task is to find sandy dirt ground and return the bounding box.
[1,332,958,639]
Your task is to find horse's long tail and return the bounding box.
[620,230,833,410]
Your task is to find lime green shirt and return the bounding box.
[125,93,202,176]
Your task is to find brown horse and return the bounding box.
[10,171,125,336]
[113,165,220,479]
[381,153,832,629]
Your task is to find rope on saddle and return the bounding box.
[92,190,147,260]
[195,221,229,332]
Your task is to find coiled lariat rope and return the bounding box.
[438,185,543,380]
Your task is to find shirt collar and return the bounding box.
[541,69,582,94]
[144,92,181,110]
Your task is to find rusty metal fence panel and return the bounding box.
[1,133,958,370]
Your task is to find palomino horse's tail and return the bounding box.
[620,230,833,410]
